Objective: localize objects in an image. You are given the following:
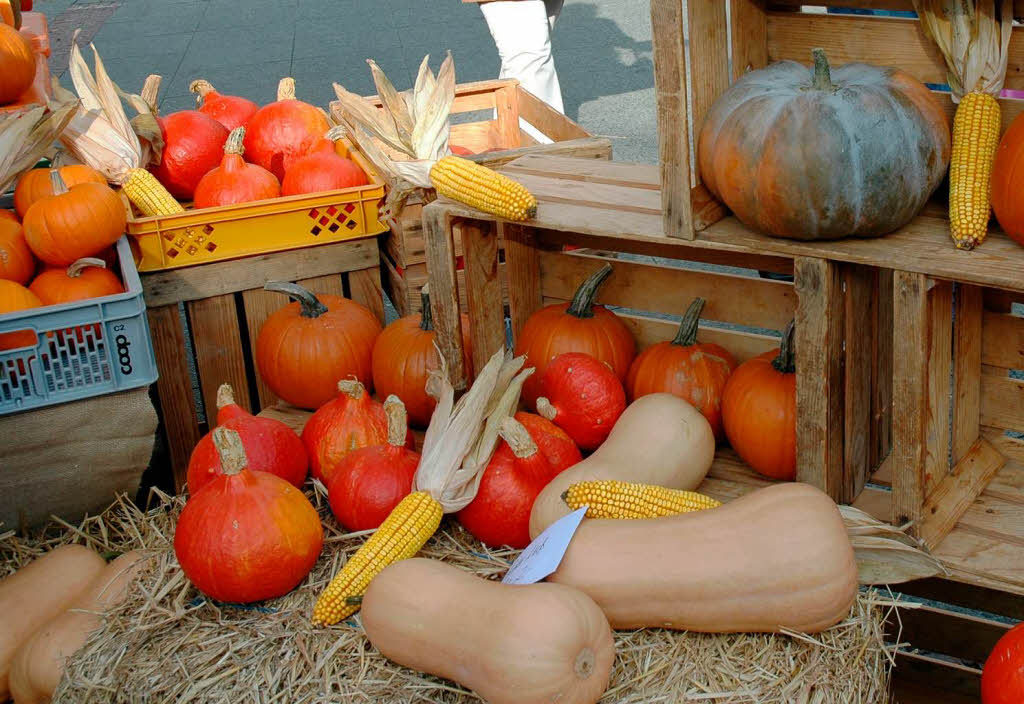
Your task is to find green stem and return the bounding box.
[672,297,705,346]
[811,48,834,91]
[567,264,612,319]
[264,281,328,318]
[771,320,796,374]
[419,285,433,331]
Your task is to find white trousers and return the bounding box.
[480,0,565,143]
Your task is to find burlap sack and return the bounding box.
[0,388,158,530]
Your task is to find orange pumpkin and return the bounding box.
[721,321,797,481]
[0,210,18,222]
[22,171,126,267]
[29,257,123,305]
[255,282,382,409]
[281,129,369,196]
[193,126,280,209]
[243,78,330,182]
[0,280,40,350]
[14,166,107,219]
[0,22,34,105]
[0,219,35,284]
[625,297,738,441]
[371,287,472,428]
[514,263,635,406]
[991,111,1024,247]
[190,79,259,132]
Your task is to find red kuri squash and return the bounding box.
[186,383,308,494]
[255,282,382,409]
[193,126,280,209]
[536,353,626,451]
[14,165,106,218]
[625,297,738,441]
[514,264,635,406]
[302,379,413,486]
[457,417,555,549]
[327,396,421,531]
[0,219,35,284]
[515,411,582,473]
[982,622,1024,704]
[149,110,229,201]
[721,321,797,481]
[991,111,1024,247]
[0,279,40,350]
[371,286,472,428]
[173,428,322,603]
[189,78,259,131]
[0,23,33,105]
[243,78,330,181]
[281,127,369,196]
[29,257,122,304]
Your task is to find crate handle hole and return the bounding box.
[310,226,321,236]
[205,242,217,252]
[327,205,338,216]
[328,223,339,233]
[344,203,355,214]
[345,220,357,230]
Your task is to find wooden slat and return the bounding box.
[296,273,344,299]
[984,287,1023,313]
[494,83,522,150]
[240,288,281,411]
[980,372,1024,431]
[892,601,1012,666]
[851,483,893,522]
[466,137,614,169]
[919,438,1007,549]
[933,527,1024,595]
[538,250,796,330]
[423,207,467,389]
[507,172,663,215]
[502,223,543,345]
[893,270,929,527]
[503,153,660,188]
[892,650,981,701]
[895,576,1024,621]
[459,220,506,373]
[147,304,201,490]
[986,427,1024,465]
[346,268,385,323]
[186,294,252,427]
[844,265,875,501]
[651,0,695,239]
[953,285,984,463]
[515,86,590,142]
[926,280,954,496]
[983,452,1024,503]
[687,0,730,140]
[766,11,1024,91]
[730,0,769,79]
[772,0,1024,11]
[794,257,845,500]
[982,310,1024,370]
[616,311,780,362]
[872,268,894,469]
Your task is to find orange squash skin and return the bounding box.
[362,559,615,704]
[22,181,126,267]
[991,111,1024,247]
[0,279,41,350]
[549,483,858,634]
[0,24,34,105]
[0,219,35,284]
[30,260,123,305]
[14,166,107,219]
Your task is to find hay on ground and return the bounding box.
[0,487,897,703]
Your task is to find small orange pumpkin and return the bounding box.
[193,126,280,209]
[0,22,34,105]
[0,219,35,284]
[22,171,126,267]
[281,128,369,196]
[29,257,123,305]
[14,165,107,218]
[0,210,18,222]
[0,279,41,350]
[991,111,1024,247]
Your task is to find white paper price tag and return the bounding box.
[501,507,588,585]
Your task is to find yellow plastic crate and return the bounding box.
[127,143,387,272]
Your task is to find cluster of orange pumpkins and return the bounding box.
[0,1,42,110]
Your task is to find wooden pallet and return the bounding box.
[141,238,385,490]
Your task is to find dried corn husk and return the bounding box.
[840,505,947,584]
[914,0,1013,100]
[0,101,78,194]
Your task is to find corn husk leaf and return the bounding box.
[411,51,454,160]
[412,55,437,127]
[367,59,413,149]
[332,82,410,155]
[839,505,946,584]
[0,100,79,193]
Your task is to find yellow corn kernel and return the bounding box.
[429,156,537,221]
[121,168,185,217]
[949,92,1001,250]
[563,480,721,519]
[312,491,442,626]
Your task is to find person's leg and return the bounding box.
[545,0,564,29]
[480,0,564,142]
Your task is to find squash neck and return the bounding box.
[772,320,796,374]
[211,427,248,476]
[419,286,433,331]
[567,264,612,319]
[383,395,409,447]
[264,281,328,318]
[672,297,705,346]
[810,48,835,92]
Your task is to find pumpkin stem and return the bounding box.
[11,0,21,29]
[48,169,69,196]
[189,78,215,103]
[672,297,705,346]
[264,281,328,318]
[383,395,409,447]
[810,48,834,92]
[278,77,296,101]
[336,378,366,400]
[211,427,247,476]
[140,74,162,113]
[419,285,433,331]
[499,417,538,459]
[66,258,106,278]
[216,383,235,410]
[567,264,613,319]
[536,397,557,422]
[224,127,246,156]
[772,320,797,374]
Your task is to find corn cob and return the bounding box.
[121,168,185,217]
[429,156,537,221]
[563,480,721,519]
[949,92,1001,250]
[312,491,443,626]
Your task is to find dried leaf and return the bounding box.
[90,46,139,151]
[0,100,79,193]
[411,52,455,160]
[68,36,102,113]
[851,535,947,585]
[332,82,411,155]
[367,59,413,147]
[412,54,437,126]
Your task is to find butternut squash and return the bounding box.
[361,558,615,704]
[9,551,145,704]
[529,393,715,539]
[548,483,858,633]
[0,545,106,700]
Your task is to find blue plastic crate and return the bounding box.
[0,236,157,415]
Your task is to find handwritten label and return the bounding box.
[502,507,588,585]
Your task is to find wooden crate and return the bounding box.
[335,79,613,316]
[649,0,1024,240]
[141,239,385,490]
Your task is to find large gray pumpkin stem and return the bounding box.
[811,48,834,91]
[264,281,328,318]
